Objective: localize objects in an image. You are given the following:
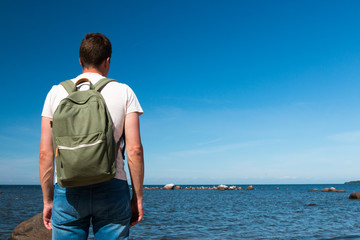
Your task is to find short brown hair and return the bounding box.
[79,33,112,69]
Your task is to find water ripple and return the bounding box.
[2,184,360,240]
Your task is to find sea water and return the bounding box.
[1,184,360,240]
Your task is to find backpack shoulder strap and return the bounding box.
[94,78,118,92]
[60,80,76,94]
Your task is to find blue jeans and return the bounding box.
[51,179,131,240]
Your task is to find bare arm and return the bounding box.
[39,117,55,230]
[125,112,144,227]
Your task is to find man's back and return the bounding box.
[42,72,143,181]
[39,33,144,239]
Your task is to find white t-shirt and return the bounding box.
[41,72,143,181]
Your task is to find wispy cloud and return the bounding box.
[161,95,233,105]
[171,140,269,157]
[292,101,314,106]
[0,157,39,184]
[196,138,223,146]
[328,131,360,142]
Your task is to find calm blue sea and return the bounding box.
[1,184,360,240]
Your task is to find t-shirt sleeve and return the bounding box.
[41,86,56,119]
[126,86,143,115]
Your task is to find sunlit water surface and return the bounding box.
[1,184,360,240]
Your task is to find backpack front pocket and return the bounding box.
[55,132,114,186]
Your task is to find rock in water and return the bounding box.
[217,185,228,190]
[308,189,318,192]
[162,183,175,190]
[247,185,254,190]
[349,192,360,199]
[10,212,51,240]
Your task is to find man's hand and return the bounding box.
[130,197,143,227]
[43,202,53,230]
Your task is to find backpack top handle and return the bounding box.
[60,78,94,94]
[75,78,91,85]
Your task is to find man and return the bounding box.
[39,33,144,239]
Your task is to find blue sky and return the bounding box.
[1,1,360,184]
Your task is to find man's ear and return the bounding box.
[103,57,110,71]
[79,58,83,67]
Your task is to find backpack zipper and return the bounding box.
[57,139,104,151]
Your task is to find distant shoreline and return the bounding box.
[344,180,360,184]
[0,183,356,186]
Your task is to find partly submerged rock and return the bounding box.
[217,185,228,190]
[349,192,360,199]
[162,183,175,190]
[308,189,318,192]
[10,212,51,240]
[247,185,255,190]
[322,187,337,192]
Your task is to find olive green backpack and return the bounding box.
[52,78,121,188]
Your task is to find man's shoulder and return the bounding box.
[105,80,131,91]
[48,83,68,95]
[101,81,139,102]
